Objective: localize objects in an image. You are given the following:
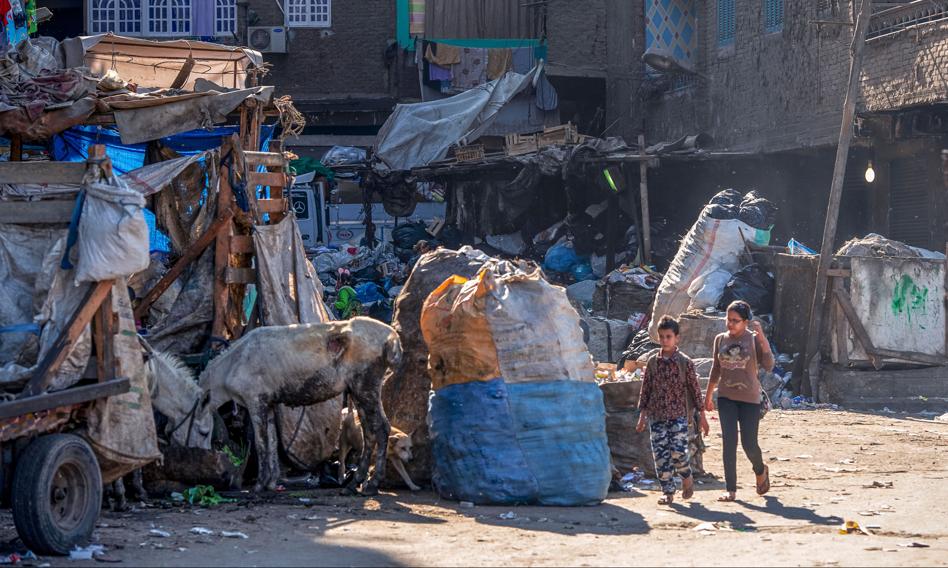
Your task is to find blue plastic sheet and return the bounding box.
[428,378,611,506]
[52,124,275,175]
[53,124,274,252]
[543,242,583,274]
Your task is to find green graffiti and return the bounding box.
[891,274,929,323]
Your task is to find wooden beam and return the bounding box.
[244,151,285,168]
[230,235,254,254]
[248,171,286,188]
[10,134,21,162]
[134,212,233,320]
[802,0,873,400]
[224,267,256,284]
[0,200,76,224]
[834,286,883,370]
[92,289,115,383]
[826,268,852,278]
[257,198,286,214]
[20,280,114,398]
[212,142,236,340]
[638,134,652,265]
[0,162,87,185]
[0,378,130,420]
[832,278,850,368]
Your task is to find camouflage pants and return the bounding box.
[649,417,692,495]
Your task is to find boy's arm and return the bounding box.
[638,362,652,413]
[686,360,703,409]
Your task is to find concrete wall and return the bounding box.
[243,0,405,101]
[545,0,609,78]
[644,1,948,152]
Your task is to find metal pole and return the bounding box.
[638,134,652,265]
[801,0,872,401]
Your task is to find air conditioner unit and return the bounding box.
[247,26,287,53]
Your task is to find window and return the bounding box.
[148,0,191,36]
[817,0,840,16]
[286,0,331,28]
[216,0,236,36]
[717,0,735,46]
[89,0,142,35]
[764,0,784,33]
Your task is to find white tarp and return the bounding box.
[374,67,539,172]
[0,153,207,199]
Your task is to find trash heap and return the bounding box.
[419,256,611,505]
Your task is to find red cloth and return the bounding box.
[639,350,703,421]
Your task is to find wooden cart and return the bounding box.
[0,152,132,555]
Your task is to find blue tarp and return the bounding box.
[53,125,275,252]
[428,378,611,506]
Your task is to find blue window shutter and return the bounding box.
[717,0,735,46]
[765,0,784,33]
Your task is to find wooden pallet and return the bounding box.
[454,144,485,162]
[505,133,538,156]
[537,122,580,148]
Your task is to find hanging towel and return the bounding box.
[512,47,534,74]
[193,0,216,36]
[429,62,453,82]
[453,47,487,90]
[425,43,461,67]
[487,48,512,80]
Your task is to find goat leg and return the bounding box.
[110,479,128,512]
[131,469,148,502]
[338,439,349,486]
[353,391,390,496]
[264,408,281,491]
[248,405,271,493]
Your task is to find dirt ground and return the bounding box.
[11,408,948,567]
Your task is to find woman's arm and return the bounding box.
[705,336,720,411]
[750,320,776,372]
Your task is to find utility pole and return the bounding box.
[801,0,873,400]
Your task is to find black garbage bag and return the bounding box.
[709,188,743,206]
[616,330,659,369]
[738,190,778,230]
[706,203,739,220]
[717,264,775,315]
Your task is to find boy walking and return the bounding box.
[636,316,710,505]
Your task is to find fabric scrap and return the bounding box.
[487,48,512,80]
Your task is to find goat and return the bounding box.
[199,317,402,494]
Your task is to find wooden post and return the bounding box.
[10,134,21,162]
[93,289,115,383]
[832,278,850,368]
[606,193,617,273]
[638,135,652,265]
[212,143,236,341]
[801,0,872,401]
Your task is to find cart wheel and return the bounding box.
[12,434,102,555]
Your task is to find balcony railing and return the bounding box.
[868,0,948,39]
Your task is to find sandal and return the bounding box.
[717,492,736,502]
[757,465,771,496]
[658,494,674,505]
[681,476,694,500]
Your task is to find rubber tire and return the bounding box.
[12,434,102,555]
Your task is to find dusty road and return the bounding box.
[13,408,948,567]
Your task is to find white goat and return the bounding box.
[199,317,402,494]
[142,341,214,450]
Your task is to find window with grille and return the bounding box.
[764,0,784,33]
[286,0,331,28]
[90,0,143,34]
[148,0,191,36]
[817,0,840,16]
[717,0,735,46]
[216,0,236,35]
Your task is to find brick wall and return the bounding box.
[244,0,403,101]
[545,0,609,77]
[644,1,948,152]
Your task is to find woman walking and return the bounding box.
[705,300,773,502]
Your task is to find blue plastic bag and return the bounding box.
[571,262,595,281]
[355,282,385,304]
[428,378,611,506]
[543,242,581,273]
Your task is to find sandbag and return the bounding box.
[381,247,490,484]
[687,268,732,311]
[582,316,630,363]
[648,209,756,341]
[75,178,149,284]
[429,378,610,506]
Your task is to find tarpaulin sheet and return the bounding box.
[53,124,275,175]
[374,67,537,171]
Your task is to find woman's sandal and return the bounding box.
[681,476,694,500]
[658,494,674,505]
[756,465,771,495]
[717,492,736,502]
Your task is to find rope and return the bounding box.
[273,95,305,142]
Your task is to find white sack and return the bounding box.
[75,177,149,284]
[687,269,732,311]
